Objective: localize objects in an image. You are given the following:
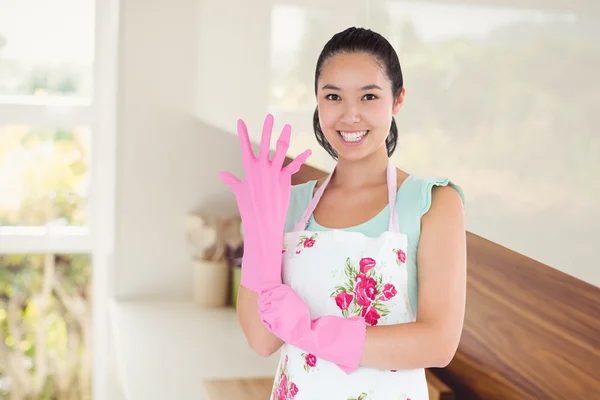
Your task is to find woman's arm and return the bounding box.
[360,185,467,369]
[237,285,285,357]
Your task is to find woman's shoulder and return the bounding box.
[396,172,465,218]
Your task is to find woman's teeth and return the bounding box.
[339,130,368,142]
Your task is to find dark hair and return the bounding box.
[313,27,403,160]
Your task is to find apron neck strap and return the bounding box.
[386,160,399,232]
[293,159,399,232]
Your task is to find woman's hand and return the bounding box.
[258,283,367,374]
[219,114,311,293]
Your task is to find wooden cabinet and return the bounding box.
[203,369,454,400]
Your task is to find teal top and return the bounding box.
[284,175,465,317]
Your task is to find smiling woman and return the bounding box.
[314,50,404,161]
[226,27,467,400]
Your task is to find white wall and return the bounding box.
[114,0,244,300]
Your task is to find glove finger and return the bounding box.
[272,123,291,169]
[237,119,256,168]
[282,149,312,176]
[218,171,242,194]
[259,113,274,162]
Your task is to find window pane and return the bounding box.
[0,0,95,100]
[0,253,92,399]
[0,125,91,226]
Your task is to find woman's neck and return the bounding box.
[330,147,389,189]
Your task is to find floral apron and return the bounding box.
[270,160,429,400]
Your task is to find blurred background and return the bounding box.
[0,0,598,399]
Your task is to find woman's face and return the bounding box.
[316,52,405,161]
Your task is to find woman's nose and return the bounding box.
[341,104,361,125]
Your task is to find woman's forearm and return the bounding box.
[359,185,466,371]
[359,321,460,370]
[237,285,285,357]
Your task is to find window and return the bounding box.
[0,253,92,399]
[0,0,98,398]
[0,125,91,227]
[0,0,95,100]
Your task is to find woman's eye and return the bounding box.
[325,94,340,101]
[363,94,377,100]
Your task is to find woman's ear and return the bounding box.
[392,87,406,115]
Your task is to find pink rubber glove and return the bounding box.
[218,114,311,293]
[258,284,367,374]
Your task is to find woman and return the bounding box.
[219,27,466,400]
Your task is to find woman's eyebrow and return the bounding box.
[321,84,383,91]
[361,84,383,90]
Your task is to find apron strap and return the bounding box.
[387,161,399,232]
[292,160,400,233]
[292,166,335,232]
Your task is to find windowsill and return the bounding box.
[109,300,279,400]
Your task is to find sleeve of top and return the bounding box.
[419,176,465,219]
